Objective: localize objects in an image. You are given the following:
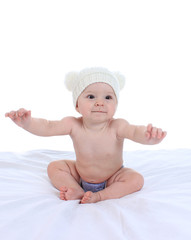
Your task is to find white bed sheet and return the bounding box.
[0,149,191,240]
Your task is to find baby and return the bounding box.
[5,67,167,204]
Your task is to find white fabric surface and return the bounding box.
[0,149,191,240]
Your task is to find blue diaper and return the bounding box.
[81,179,106,193]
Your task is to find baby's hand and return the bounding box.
[145,124,167,144]
[5,108,31,128]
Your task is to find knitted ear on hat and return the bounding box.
[64,71,79,91]
[113,72,126,90]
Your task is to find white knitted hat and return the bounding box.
[64,67,126,107]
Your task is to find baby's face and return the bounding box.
[76,83,117,122]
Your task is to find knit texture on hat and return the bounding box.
[65,67,126,107]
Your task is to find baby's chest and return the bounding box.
[73,132,121,154]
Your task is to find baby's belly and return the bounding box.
[76,159,123,183]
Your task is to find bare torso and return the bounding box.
[70,118,124,183]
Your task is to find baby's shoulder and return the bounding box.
[60,116,80,127]
[110,118,129,127]
[109,118,129,132]
[60,116,83,134]
[65,116,84,128]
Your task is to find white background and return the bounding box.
[0,0,190,152]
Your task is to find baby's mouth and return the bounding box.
[92,110,107,113]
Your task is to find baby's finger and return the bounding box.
[145,131,150,139]
[18,108,27,117]
[162,131,167,139]
[9,111,17,119]
[147,124,152,132]
[157,128,162,139]
[151,127,157,138]
[5,112,10,117]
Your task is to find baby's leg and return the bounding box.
[47,160,84,200]
[81,168,144,204]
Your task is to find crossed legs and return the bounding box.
[47,160,144,204]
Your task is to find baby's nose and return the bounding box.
[95,101,104,106]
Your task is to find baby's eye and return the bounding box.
[87,95,95,99]
[105,95,112,100]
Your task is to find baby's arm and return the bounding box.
[5,108,74,136]
[116,119,167,145]
[133,123,167,145]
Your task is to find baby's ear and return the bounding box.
[64,71,79,91]
[113,72,126,90]
[75,101,80,112]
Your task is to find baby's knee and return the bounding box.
[47,160,66,178]
[47,160,71,178]
[134,172,144,191]
[47,161,57,178]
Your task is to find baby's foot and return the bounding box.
[80,191,101,204]
[60,186,84,200]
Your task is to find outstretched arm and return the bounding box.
[116,119,167,145]
[5,108,74,137]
